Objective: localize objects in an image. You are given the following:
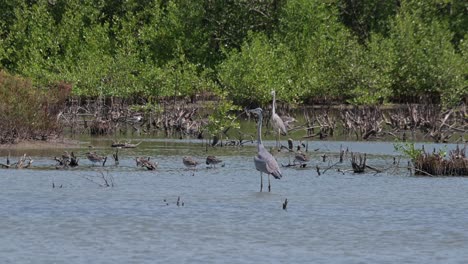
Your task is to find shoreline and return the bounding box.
[0,138,80,150]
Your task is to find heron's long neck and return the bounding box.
[272,93,276,116]
[257,113,263,148]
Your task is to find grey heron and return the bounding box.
[271,90,287,148]
[206,155,222,168]
[249,107,282,192]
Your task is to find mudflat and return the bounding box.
[0,138,80,150]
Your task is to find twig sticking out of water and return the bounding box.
[113,148,119,166]
[316,165,321,176]
[282,198,288,210]
[102,156,108,167]
[322,154,327,162]
[52,182,63,189]
[351,152,366,173]
[1,154,34,169]
[176,196,184,207]
[80,170,115,187]
[365,165,382,173]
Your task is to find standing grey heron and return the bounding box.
[271,90,287,148]
[249,107,282,192]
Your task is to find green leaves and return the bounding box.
[206,98,241,138]
[0,0,466,107]
[389,0,466,106]
[218,32,296,106]
[394,142,423,161]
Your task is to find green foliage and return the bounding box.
[0,0,466,106]
[394,142,423,161]
[389,0,467,106]
[129,101,162,113]
[348,34,396,105]
[0,71,64,143]
[336,0,398,41]
[218,32,297,106]
[394,142,449,164]
[206,98,241,138]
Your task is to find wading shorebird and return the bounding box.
[62,151,71,162]
[294,151,310,167]
[206,155,222,168]
[86,146,107,166]
[136,157,158,170]
[249,107,282,192]
[183,156,199,169]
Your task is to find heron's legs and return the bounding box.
[276,129,280,148]
[268,174,271,192]
[260,172,263,192]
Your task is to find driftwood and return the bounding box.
[112,149,119,165]
[351,152,366,173]
[1,154,33,169]
[111,141,142,148]
[340,107,383,140]
[383,104,465,143]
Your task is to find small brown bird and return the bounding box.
[86,151,107,166]
[183,156,199,169]
[62,151,71,162]
[136,157,158,170]
[294,151,310,166]
[294,144,309,167]
[206,155,222,168]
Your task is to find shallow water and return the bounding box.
[1,139,468,263]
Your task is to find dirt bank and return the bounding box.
[0,138,80,150]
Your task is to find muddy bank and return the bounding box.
[0,138,80,150]
[2,97,467,146]
[55,98,465,143]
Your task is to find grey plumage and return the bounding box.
[249,107,282,192]
[271,91,287,147]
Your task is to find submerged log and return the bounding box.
[1,154,34,169]
[111,141,142,148]
[351,152,366,173]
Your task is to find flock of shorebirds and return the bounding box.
[75,146,227,171]
[57,91,308,192]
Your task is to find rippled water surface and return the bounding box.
[1,139,468,263]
